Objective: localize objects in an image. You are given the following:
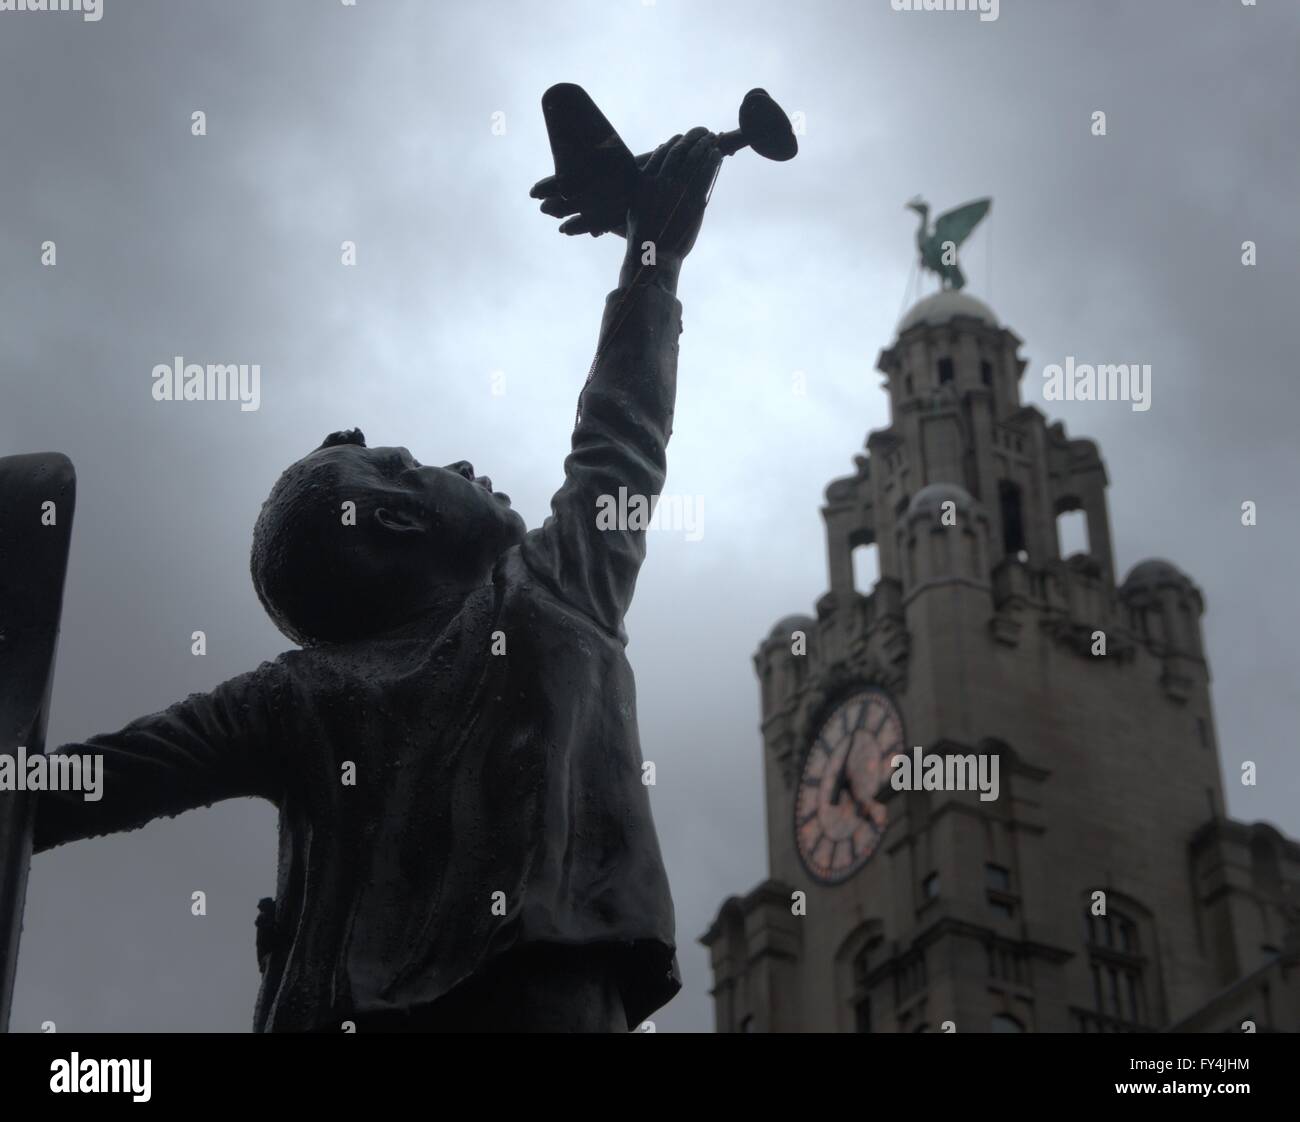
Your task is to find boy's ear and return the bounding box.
[374,506,427,535]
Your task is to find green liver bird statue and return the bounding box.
[906,196,991,291]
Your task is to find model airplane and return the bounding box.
[530,82,798,237]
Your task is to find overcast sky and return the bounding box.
[3,0,1297,1032]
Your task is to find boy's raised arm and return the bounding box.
[520,128,720,636]
[33,664,286,852]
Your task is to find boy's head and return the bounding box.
[251,429,526,646]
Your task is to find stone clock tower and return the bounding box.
[702,289,1300,1033]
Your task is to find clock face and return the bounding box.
[794,688,904,884]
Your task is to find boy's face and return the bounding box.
[315,442,526,567]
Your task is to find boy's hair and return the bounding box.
[251,429,371,647]
[316,429,368,452]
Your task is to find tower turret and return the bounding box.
[705,268,1297,1035]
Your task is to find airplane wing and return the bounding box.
[933,198,991,250]
[529,83,639,237]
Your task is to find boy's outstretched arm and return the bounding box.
[520,127,721,636]
[32,664,285,852]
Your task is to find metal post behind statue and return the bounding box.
[0,452,76,1033]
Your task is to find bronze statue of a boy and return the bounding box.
[34,128,724,1032]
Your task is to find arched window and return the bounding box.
[848,528,878,596]
[1055,506,1089,559]
[1250,834,1283,897]
[836,922,886,1034]
[999,480,1026,559]
[852,542,880,594]
[991,1013,1025,1032]
[852,946,872,1032]
[1084,903,1150,1029]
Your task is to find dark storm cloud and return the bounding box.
[2,0,1296,1032]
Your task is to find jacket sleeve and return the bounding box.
[33,661,288,852]
[519,282,682,637]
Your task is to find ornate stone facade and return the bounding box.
[702,292,1299,1033]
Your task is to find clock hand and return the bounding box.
[829,757,852,804]
[851,792,877,825]
[839,766,878,824]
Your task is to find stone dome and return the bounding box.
[1120,559,1194,594]
[767,614,816,641]
[898,290,999,334]
[906,482,977,522]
